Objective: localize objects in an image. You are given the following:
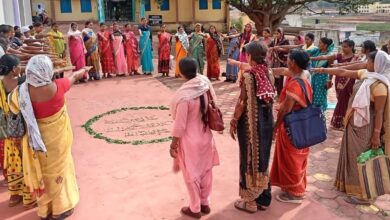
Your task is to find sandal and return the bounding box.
[256,204,268,211]
[276,192,303,204]
[180,207,201,219]
[234,200,257,213]
[201,205,211,215]
[8,195,23,207]
[51,208,74,220]
[344,196,371,205]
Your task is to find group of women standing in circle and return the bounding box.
[170,22,390,217]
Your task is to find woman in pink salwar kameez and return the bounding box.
[170,57,219,219]
[68,23,87,81]
[112,23,128,76]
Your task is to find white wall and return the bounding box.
[3,0,16,26]
[19,0,33,26]
[0,0,5,24]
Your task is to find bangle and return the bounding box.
[374,128,381,133]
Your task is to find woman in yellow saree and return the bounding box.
[0,54,35,208]
[8,55,92,220]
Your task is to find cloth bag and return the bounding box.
[357,148,390,200]
[207,90,224,131]
[284,78,327,149]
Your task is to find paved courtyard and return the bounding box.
[0,59,389,220]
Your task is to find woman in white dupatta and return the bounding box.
[170,57,219,218]
[313,50,390,205]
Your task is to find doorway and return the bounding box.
[103,0,135,22]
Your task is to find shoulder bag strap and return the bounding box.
[206,90,216,108]
[294,77,312,106]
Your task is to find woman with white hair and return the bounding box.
[312,50,390,205]
[8,55,92,220]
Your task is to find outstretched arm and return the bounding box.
[311,54,336,61]
[311,67,360,79]
[67,66,92,85]
[271,68,292,77]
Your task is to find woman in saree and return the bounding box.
[307,37,334,112]
[311,39,358,130]
[239,24,255,63]
[82,21,101,80]
[175,26,189,78]
[229,41,275,213]
[8,55,92,220]
[112,23,128,76]
[223,27,240,83]
[67,23,87,82]
[313,51,390,205]
[170,57,219,218]
[157,24,171,77]
[189,23,206,75]
[138,18,154,75]
[269,27,290,96]
[97,23,115,78]
[0,54,35,208]
[206,25,223,81]
[47,23,65,58]
[270,49,313,204]
[124,24,140,75]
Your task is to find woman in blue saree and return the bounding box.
[223,27,240,83]
[138,18,154,75]
[307,37,334,112]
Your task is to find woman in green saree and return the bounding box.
[189,23,206,74]
[308,37,335,112]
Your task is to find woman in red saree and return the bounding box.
[97,23,115,78]
[206,25,222,80]
[124,24,140,75]
[67,23,87,81]
[270,49,312,204]
[158,24,172,77]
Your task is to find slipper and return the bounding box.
[344,196,371,205]
[201,205,211,215]
[180,207,201,219]
[51,208,74,220]
[234,200,257,214]
[24,201,38,210]
[276,192,303,204]
[256,204,268,211]
[8,195,23,207]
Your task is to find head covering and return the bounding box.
[175,31,189,51]
[242,23,252,44]
[209,26,222,57]
[171,74,216,119]
[18,55,54,152]
[247,64,275,102]
[352,51,390,149]
[25,55,54,87]
[67,24,82,37]
[21,26,30,34]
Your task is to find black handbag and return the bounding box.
[284,78,327,149]
[6,111,25,138]
[5,88,25,138]
[0,109,8,139]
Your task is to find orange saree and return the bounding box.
[270,78,312,197]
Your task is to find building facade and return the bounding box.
[0,0,32,26]
[31,0,229,31]
[358,2,390,14]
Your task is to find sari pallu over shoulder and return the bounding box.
[8,88,79,218]
[238,73,270,201]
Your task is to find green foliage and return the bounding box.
[231,17,243,32]
[82,106,172,145]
